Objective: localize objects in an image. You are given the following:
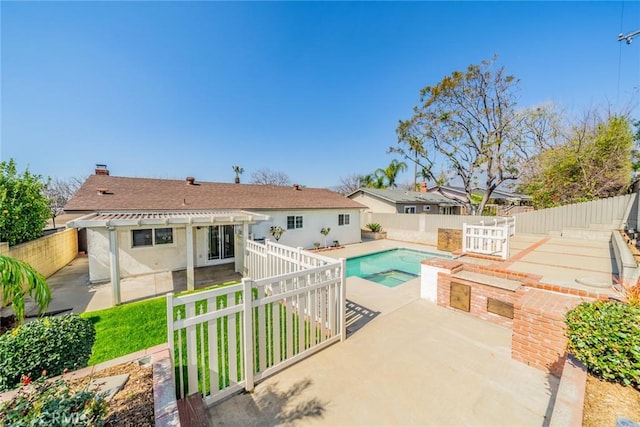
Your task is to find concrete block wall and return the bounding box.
[1,228,78,278]
[512,288,589,377]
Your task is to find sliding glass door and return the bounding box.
[208,225,234,261]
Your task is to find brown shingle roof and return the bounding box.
[64,175,365,212]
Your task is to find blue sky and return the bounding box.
[1,1,639,189]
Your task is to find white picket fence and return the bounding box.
[462,217,516,260]
[167,239,345,406]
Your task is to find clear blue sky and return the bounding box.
[1,1,639,189]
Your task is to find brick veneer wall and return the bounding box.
[424,258,596,377]
[437,272,520,328]
[512,288,588,377]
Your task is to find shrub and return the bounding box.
[0,375,107,426]
[0,314,95,392]
[565,300,640,387]
[366,223,383,232]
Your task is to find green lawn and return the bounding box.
[81,282,239,366]
[81,296,168,365]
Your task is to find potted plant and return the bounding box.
[269,226,285,242]
[362,223,386,240]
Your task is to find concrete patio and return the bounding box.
[18,233,619,425]
[208,281,558,426]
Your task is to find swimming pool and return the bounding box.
[346,248,450,288]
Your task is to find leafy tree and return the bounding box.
[0,255,51,324]
[232,165,244,183]
[250,168,292,186]
[377,159,408,188]
[320,227,331,247]
[519,112,635,208]
[360,170,386,189]
[394,58,537,215]
[0,159,50,245]
[43,177,83,229]
[334,173,364,195]
[360,159,408,189]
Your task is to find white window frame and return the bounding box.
[338,213,350,226]
[404,206,416,214]
[131,227,175,248]
[287,215,303,230]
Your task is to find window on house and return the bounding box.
[155,228,174,245]
[404,206,416,214]
[338,214,350,226]
[132,229,153,247]
[423,205,431,212]
[132,227,174,247]
[287,215,303,229]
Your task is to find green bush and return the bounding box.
[366,223,383,232]
[0,314,96,392]
[0,375,107,426]
[565,300,640,387]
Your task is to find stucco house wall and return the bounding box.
[87,227,190,282]
[250,208,361,249]
[349,192,443,215]
[348,194,397,213]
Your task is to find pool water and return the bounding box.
[347,248,450,287]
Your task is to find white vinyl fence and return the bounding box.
[167,240,345,406]
[463,217,516,260]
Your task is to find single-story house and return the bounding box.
[65,166,365,296]
[346,186,462,215]
[427,185,533,214]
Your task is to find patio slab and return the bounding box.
[208,298,558,426]
[503,236,616,293]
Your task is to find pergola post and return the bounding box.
[185,225,195,291]
[108,227,121,305]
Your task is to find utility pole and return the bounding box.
[618,29,640,44]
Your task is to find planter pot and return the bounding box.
[362,230,387,240]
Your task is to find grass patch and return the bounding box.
[81,281,239,366]
[81,296,167,365]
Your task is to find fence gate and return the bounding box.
[167,240,346,406]
[463,217,516,260]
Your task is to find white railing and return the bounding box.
[463,217,515,260]
[167,240,345,406]
[246,239,337,279]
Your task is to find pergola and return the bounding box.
[67,210,269,305]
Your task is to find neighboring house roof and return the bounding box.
[64,175,365,212]
[427,185,532,202]
[346,188,460,206]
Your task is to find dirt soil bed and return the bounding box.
[583,373,640,426]
[70,361,154,426]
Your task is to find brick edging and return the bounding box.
[153,347,181,426]
[549,354,587,427]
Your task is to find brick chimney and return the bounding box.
[95,164,109,175]
[419,182,428,192]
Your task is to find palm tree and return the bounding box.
[232,165,244,184]
[382,159,408,188]
[0,255,51,324]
